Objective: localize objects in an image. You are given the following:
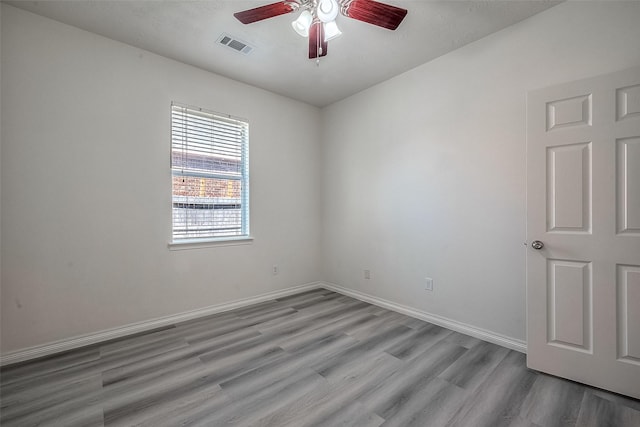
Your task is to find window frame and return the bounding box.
[169,102,251,248]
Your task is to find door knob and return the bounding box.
[531,240,544,250]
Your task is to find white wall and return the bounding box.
[3,1,640,356]
[321,1,640,342]
[0,5,322,353]
[0,4,3,337]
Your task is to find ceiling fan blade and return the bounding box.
[309,22,328,59]
[343,0,407,30]
[234,2,296,24]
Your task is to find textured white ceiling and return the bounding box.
[6,0,561,106]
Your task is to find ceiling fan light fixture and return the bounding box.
[317,0,339,23]
[292,10,312,37]
[234,0,409,60]
[323,20,342,41]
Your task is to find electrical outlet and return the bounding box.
[272,265,279,275]
[364,269,371,280]
[425,277,434,291]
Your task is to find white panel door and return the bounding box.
[527,66,640,399]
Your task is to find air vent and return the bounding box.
[217,33,253,55]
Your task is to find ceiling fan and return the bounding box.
[234,0,408,60]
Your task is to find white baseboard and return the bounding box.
[320,282,527,353]
[0,282,321,367]
[1,280,526,366]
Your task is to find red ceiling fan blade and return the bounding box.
[309,22,328,59]
[343,0,407,30]
[234,2,296,24]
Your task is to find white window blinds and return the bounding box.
[171,103,249,241]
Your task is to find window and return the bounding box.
[171,103,249,242]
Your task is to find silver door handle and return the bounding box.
[531,240,544,250]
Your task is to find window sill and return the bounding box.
[168,236,254,250]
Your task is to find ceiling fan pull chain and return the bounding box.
[317,21,321,66]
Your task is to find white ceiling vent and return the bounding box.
[217,34,254,55]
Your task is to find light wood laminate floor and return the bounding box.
[1,288,639,426]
